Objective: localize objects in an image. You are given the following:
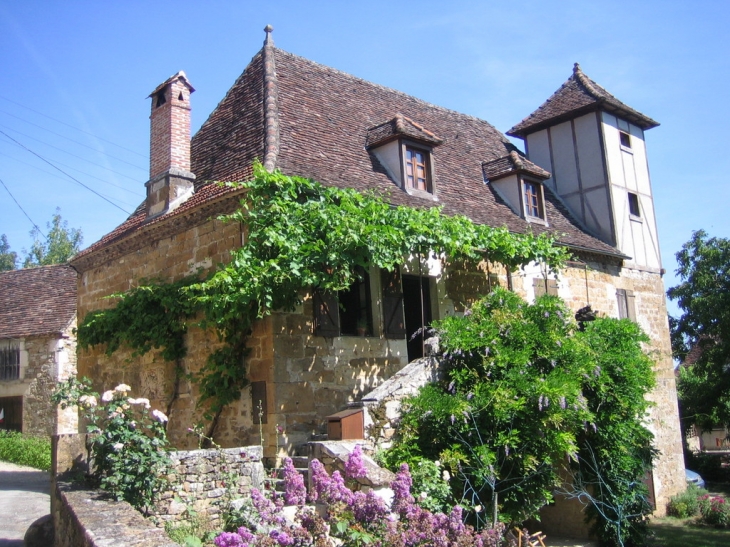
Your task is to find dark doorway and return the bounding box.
[402,275,432,362]
[0,396,23,432]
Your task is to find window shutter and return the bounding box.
[626,290,637,322]
[251,381,267,425]
[616,289,628,319]
[534,278,558,297]
[381,269,406,339]
[313,289,340,337]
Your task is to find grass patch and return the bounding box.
[0,430,51,471]
[650,517,730,547]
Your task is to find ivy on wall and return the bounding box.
[77,161,569,433]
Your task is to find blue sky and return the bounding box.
[1,1,728,317]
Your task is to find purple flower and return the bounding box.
[391,463,415,516]
[237,528,255,542]
[560,396,566,409]
[214,532,245,547]
[282,457,307,505]
[344,444,367,480]
[352,490,389,523]
[270,530,294,547]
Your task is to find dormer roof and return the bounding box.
[482,151,551,182]
[366,114,444,148]
[507,63,659,138]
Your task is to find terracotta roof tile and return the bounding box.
[366,114,444,148]
[482,151,551,182]
[77,48,626,267]
[0,265,76,338]
[507,63,659,137]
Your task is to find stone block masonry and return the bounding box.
[152,445,264,525]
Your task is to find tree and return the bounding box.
[23,209,83,268]
[383,289,656,546]
[0,234,17,271]
[668,230,730,432]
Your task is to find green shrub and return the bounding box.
[0,430,51,471]
[667,485,706,518]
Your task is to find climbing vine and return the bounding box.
[77,161,569,433]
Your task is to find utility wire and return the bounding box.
[0,130,131,214]
[0,95,148,159]
[0,124,144,183]
[0,150,143,199]
[0,110,147,171]
[0,176,45,238]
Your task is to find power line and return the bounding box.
[0,109,147,171]
[0,130,131,215]
[0,150,143,199]
[0,176,45,238]
[0,94,148,159]
[0,123,145,182]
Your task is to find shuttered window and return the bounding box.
[381,269,406,339]
[533,278,559,298]
[616,289,637,321]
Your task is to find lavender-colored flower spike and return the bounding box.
[344,444,367,480]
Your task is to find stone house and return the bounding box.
[69,28,683,514]
[0,264,78,436]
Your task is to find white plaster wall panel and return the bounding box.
[601,113,625,190]
[491,174,521,216]
[629,126,652,196]
[574,113,606,191]
[550,121,580,196]
[639,202,662,269]
[630,219,648,266]
[583,186,613,243]
[525,130,553,190]
[621,151,638,192]
[610,184,633,258]
[372,140,401,185]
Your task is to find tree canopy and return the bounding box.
[668,230,730,432]
[382,289,656,546]
[0,234,17,271]
[23,209,83,268]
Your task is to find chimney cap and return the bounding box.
[147,70,195,99]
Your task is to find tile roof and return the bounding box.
[0,264,77,338]
[507,63,659,138]
[75,45,627,268]
[366,114,444,148]
[482,151,551,182]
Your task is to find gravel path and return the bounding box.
[0,461,51,547]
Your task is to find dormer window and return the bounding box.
[366,114,442,199]
[523,180,544,219]
[405,145,431,193]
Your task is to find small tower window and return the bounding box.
[628,192,641,217]
[619,131,631,149]
[155,90,167,108]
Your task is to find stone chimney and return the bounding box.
[145,71,195,219]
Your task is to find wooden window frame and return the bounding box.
[314,267,374,337]
[400,142,434,196]
[619,131,632,149]
[522,179,545,221]
[628,192,641,218]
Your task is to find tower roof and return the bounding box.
[507,63,659,138]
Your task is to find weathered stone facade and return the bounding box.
[0,265,78,436]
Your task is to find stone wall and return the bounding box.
[54,480,179,547]
[0,322,77,436]
[153,445,264,525]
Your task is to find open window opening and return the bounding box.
[313,267,373,337]
[628,192,641,218]
[402,275,433,362]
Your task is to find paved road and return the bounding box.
[0,461,50,547]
